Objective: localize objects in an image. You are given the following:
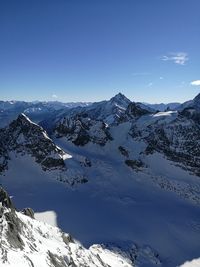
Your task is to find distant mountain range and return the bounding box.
[0,100,92,128]
[0,92,200,267]
[143,102,180,111]
[0,97,181,128]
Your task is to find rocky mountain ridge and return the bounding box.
[0,100,92,128]
[0,187,161,267]
[44,93,200,178]
[0,113,66,173]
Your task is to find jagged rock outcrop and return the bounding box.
[0,187,14,210]
[21,208,35,219]
[50,93,131,145]
[55,116,112,146]
[0,187,24,251]
[0,114,66,173]
[130,111,200,176]
[0,187,162,267]
[51,93,151,146]
[126,102,152,118]
[178,93,200,123]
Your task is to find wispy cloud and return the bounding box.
[131,72,151,76]
[159,77,164,80]
[161,52,189,65]
[191,80,200,86]
[52,94,58,98]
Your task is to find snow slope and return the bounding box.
[179,258,200,267]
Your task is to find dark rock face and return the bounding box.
[116,102,153,124]
[118,146,129,157]
[0,187,14,210]
[125,159,144,171]
[126,102,151,118]
[4,211,25,249]
[48,251,69,267]
[62,233,74,244]
[180,107,200,124]
[21,208,35,219]
[42,158,65,170]
[0,187,24,250]
[0,134,9,173]
[0,114,66,173]
[178,92,200,123]
[130,114,200,176]
[55,115,112,146]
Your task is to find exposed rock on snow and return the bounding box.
[0,114,66,173]
[130,111,200,176]
[125,102,152,118]
[21,207,35,219]
[0,187,162,267]
[54,116,112,146]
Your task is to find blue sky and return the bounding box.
[0,0,200,103]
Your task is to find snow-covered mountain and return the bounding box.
[0,113,66,173]
[0,187,161,267]
[0,113,88,185]
[45,93,200,177]
[42,93,151,146]
[0,100,92,128]
[0,96,181,128]
[178,93,200,111]
[1,93,200,266]
[143,102,181,112]
[178,93,200,123]
[52,92,132,126]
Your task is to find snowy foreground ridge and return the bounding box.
[0,187,199,267]
[0,187,162,267]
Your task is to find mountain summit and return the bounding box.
[109,92,131,107]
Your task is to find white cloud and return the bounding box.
[159,77,164,80]
[191,80,200,86]
[52,94,58,98]
[161,52,188,65]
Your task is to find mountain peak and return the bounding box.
[110,92,130,102]
[17,113,34,124]
[109,93,131,108]
[193,92,200,103]
[114,92,125,98]
[0,187,15,210]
